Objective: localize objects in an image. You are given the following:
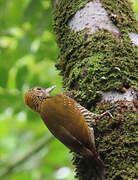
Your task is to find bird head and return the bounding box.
[24,85,56,113]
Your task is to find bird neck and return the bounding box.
[38,96,52,113]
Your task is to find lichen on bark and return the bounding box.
[53,0,138,179]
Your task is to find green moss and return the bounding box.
[94,105,138,179]
[54,0,138,107]
[53,0,138,179]
[101,0,138,33]
[55,29,137,108]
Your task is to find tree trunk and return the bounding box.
[53,0,138,179]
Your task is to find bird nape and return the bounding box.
[24,85,105,180]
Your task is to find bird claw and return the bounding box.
[99,110,113,119]
[93,104,117,120]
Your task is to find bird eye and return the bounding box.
[36,87,41,90]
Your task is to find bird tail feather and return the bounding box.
[92,156,105,180]
[85,152,105,180]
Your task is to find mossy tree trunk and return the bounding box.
[53,0,138,179]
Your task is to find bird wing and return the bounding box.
[40,94,95,152]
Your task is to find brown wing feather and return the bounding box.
[40,94,95,152]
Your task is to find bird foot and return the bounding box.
[93,105,117,120]
[97,110,113,119]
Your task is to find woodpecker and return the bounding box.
[24,85,105,180]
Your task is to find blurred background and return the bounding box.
[0,0,137,180]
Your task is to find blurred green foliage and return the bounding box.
[0,0,137,180]
[0,0,74,179]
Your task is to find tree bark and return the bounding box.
[53,0,138,179]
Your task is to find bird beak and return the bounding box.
[45,85,56,95]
